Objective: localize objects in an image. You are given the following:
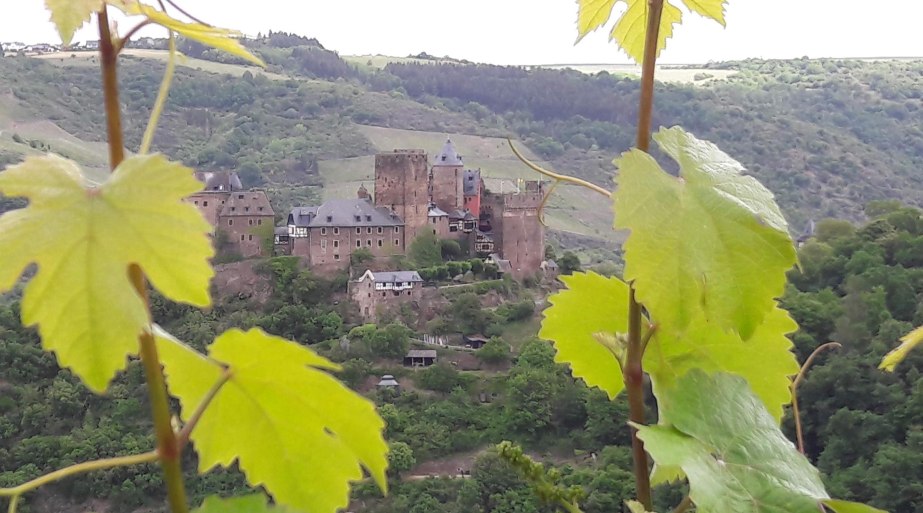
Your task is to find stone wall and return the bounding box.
[374,150,430,242]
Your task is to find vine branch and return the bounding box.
[0,451,158,498]
[791,342,842,454]
[625,1,666,510]
[140,31,177,154]
[177,369,233,448]
[99,6,189,513]
[508,139,611,198]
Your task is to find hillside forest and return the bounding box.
[1,26,923,513]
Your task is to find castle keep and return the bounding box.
[188,171,275,259]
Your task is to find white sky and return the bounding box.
[3,1,923,65]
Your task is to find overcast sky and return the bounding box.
[3,1,923,65]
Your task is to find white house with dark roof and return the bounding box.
[349,269,424,322]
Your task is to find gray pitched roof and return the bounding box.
[428,206,449,217]
[463,169,481,195]
[369,271,423,283]
[449,209,478,221]
[288,199,403,228]
[406,350,437,358]
[433,138,462,166]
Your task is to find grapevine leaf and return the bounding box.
[681,0,728,25]
[614,127,796,340]
[573,0,726,64]
[112,2,264,66]
[157,328,388,513]
[45,0,103,45]
[635,370,828,513]
[879,325,923,372]
[646,305,800,422]
[822,499,889,513]
[575,0,617,42]
[637,371,884,513]
[539,272,631,399]
[0,154,213,392]
[193,494,289,513]
[626,500,655,513]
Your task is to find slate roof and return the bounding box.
[287,199,403,228]
[449,209,478,222]
[367,271,423,284]
[220,191,274,217]
[195,171,243,192]
[463,169,481,195]
[428,206,449,217]
[433,138,462,166]
[406,350,437,358]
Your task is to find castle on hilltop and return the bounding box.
[189,139,546,279]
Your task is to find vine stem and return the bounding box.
[98,7,189,513]
[140,31,177,154]
[0,451,158,498]
[626,1,665,511]
[791,342,842,454]
[177,370,233,448]
[508,139,611,198]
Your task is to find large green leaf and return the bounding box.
[44,0,103,45]
[156,328,388,513]
[635,371,884,513]
[0,154,212,392]
[539,272,631,398]
[614,127,796,340]
[646,304,799,422]
[575,0,726,64]
[822,499,889,513]
[879,324,923,372]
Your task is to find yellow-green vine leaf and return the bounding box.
[822,499,889,513]
[157,328,388,513]
[0,154,213,392]
[614,126,796,340]
[113,2,264,66]
[574,0,726,64]
[626,500,655,513]
[635,371,883,513]
[193,494,289,513]
[879,325,923,372]
[45,0,103,45]
[539,272,631,399]
[646,305,800,422]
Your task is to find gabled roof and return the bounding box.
[359,270,423,284]
[406,349,437,358]
[463,169,481,196]
[433,138,462,166]
[220,191,274,217]
[449,209,478,222]
[288,199,403,228]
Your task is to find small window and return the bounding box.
[231,207,236,212]
[245,206,250,212]
[248,235,253,241]
[377,227,382,234]
[321,228,327,235]
[334,228,339,235]
[355,215,361,222]
[356,240,361,248]
[366,239,372,246]
[365,215,371,222]
[240,235,245,241]
[228,219,233,226]
[394,227,400,233]
[249,219,253,225]
[221,200,225,204]
[334,254,340,260]
[321,240,327,249]
[334,240,339,248]
[258,207,263,211]
[258,219,262,225]
[377,240,383,247]
[238,194,244,199]
[356,227,361,234]
[327,216,333,222]
[367,227,372,234]
[202,201,208,207]
[394,239,399,246]
[194,200,199,205]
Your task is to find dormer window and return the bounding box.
[365,215,372,222]
[258,207,263,211]
[238,194,244,199]
[355,215,361,222]
[441,155,446,161]
[326,215,333,222]
[245,206,250,212]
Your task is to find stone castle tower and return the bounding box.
[374,150,430,242]
[430,138,464,213]
[482,181,546,278]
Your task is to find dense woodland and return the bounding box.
[3,203,923,512]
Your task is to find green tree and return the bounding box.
[409,231,442,268]
[558,251,582,275]
[476,337,511,365]
[386,442,416,478]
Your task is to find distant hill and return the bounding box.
[1,45,922,245]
